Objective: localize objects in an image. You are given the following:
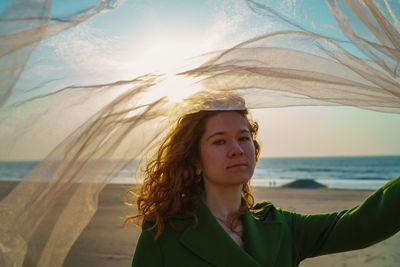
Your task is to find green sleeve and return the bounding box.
[287,176,400,262]
[132,223,164,267]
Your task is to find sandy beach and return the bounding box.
[1,181,399,266]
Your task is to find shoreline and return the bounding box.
[1,181,399,266]
[0,177,390,191]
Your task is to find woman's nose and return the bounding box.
[228,141,244,157]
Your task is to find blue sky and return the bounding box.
[4,0,400,159]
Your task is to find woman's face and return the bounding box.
[197,111,256,187]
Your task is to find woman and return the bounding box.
[127,105,400,267]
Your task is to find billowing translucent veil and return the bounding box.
[1,0,399,266]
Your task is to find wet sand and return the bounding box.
[1,181,399,266]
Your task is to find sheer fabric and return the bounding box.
[0,0,399,266]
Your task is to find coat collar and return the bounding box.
[243,208,284,266]
[179,200,283,267]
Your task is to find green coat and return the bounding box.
[132,176,400,267]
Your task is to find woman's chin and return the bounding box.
[225,175,252,186]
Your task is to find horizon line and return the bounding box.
[1,154,400,161]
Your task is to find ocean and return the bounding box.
[251,155,400,189]
[0,156,399,190]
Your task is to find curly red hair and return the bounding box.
[125,109,260,239]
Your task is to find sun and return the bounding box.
[122,29,210,104]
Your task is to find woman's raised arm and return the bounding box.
[288,176,400,262]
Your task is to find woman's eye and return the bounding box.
[239,136,251,142]
[213,139,225,145]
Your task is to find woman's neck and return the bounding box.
[201,184,242,219]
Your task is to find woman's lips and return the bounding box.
[227,163,248,169]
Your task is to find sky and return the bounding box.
[2,0,400,159]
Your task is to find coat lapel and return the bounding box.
[179,201,261,267]
[243,206,284,267]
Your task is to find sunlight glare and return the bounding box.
[127,29,208,105]
[140,73,203,105]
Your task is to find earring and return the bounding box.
[195,169,202,183]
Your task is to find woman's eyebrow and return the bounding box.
[206,129,250,140]
[207,131,225,141]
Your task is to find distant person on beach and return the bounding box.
[127,106,400,267]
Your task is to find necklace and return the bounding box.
[213,215,245,245]
[213,216,243,235]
